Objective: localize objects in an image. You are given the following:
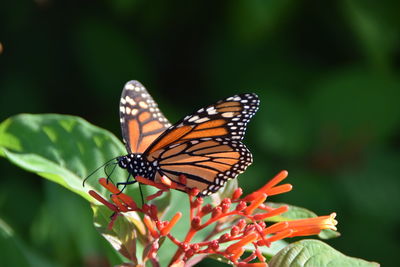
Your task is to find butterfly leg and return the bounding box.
[116,173,136,194]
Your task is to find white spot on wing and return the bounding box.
[195,117,210,123]
[125,83,135,90]
[139,101,149,108]
[188,115,200,122]
[222,112,235,118]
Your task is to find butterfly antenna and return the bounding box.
[105,163,118,183]
[83,157,118,187]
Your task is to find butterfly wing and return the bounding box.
[151,138,253,196]
[144,93,259,155]
[119,80,171,153]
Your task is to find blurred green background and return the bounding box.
[1,0,399,266]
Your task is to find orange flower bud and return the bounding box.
[201,204,213,214]
[191,216,201,230]
[161,212,182,236]
[212,206,222,218]
[143,215,159,238]
[232,187,243,200]
[231,225,240,236]
[236,201,247,211]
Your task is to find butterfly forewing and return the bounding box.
[150,138,253,197]
[118,81,259,197]
[144,93,259,155]
[119,81,171,153]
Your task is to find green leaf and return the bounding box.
[264,202,318,221]
[92,205,145,264]
[269,239,379,267]
[0,218,54,267]
[0,113,129,202]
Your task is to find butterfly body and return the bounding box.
[118,80,259,197]
[118,154,157,181]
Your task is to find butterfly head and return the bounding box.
[117,155,130,169]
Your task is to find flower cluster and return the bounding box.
[89,171,337,267]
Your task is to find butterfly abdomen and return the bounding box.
[118,154,157,181]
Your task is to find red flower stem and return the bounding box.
[146,189,166,201]
[166,233,182,247]
[255,248,266,262]
[170,213,207,265]
[189,194,195,221]
[195,209,256,233]
[149,258,160,267]
[242,251,257,263]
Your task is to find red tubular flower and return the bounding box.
[226,232,258,254]
[99,178,120,194]
[285,213,338,235]
[253,205,289,220]
[230,247,246,263]
[88,170,338,266]
[244,193,267,215]
[111,195,128,212]
[242,170,289,202]
[89,190,119,212]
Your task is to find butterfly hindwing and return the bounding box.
[119,81,171,153]
[149,138,253,197]
[144,93,259,155]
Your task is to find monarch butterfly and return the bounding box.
[117,81,259,197]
